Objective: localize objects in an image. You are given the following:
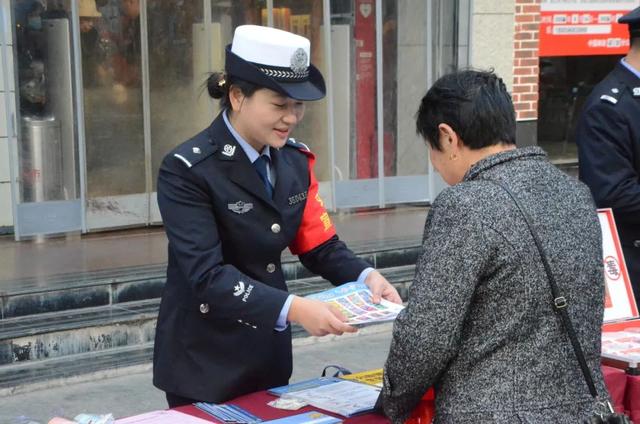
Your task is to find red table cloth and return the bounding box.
[602,365,628,413]
[175,390,389,423]
[626,372,640,423]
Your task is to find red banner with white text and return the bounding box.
[539,0,640,57]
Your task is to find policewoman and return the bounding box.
[153,25,401,407]
[576,7,640,305]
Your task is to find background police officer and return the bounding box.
[576,7,640,306]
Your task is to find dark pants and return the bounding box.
[623,245,640,308]
[166,392,201,408]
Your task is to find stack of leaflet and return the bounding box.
[269,377,380,418]
[194,402,262,423]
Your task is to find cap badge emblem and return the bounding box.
[290,48,308,74]
[192,147,201,154]
[222,144,236,157]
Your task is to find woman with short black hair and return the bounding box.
[379,70,609,423]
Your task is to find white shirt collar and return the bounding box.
[222,109,271,163]
[621,58,640,80]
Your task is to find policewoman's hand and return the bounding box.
[288,297,357,337]
[365,270,402,305]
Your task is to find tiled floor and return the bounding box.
[0,206,428,284]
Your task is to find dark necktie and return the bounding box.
[254,155,273,198]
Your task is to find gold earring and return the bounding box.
[449,154,458,161]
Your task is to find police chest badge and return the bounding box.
[633,87,640,97]
[228,201,253,214]
[288,191,307,206]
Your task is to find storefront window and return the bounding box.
[8,0,468,234]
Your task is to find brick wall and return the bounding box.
[513,0,541,121]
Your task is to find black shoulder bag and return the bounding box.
[488,180,631,424]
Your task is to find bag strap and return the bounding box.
[321,364,352,378]
[486,180,599,399]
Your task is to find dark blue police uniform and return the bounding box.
[152,113,371,403]
[575,61,640,301]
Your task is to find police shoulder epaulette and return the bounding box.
[172,137,217,168]
[285,138,311,152]
[599,87,621,105]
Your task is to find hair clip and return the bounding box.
[218,74,227,88]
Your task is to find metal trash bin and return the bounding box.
[20,115,64,203]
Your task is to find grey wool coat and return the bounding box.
[380,147,609,423]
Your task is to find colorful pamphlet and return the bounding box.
[340,369,383,388]
[261,411,342,424]
[306,282,404,326]
[194,402,262,423]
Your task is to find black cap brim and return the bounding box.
[225,46,326,101]
[618,6,640,25]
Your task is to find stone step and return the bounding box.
[0,342,156,396]
[0,237,421,319]
[0,265,416,393]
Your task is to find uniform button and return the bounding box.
[199,303,210,314]
[634,240,640,248]
[266,263,276,273]
[271,223,281,233]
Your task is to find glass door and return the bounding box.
[80,0,212,230]
[80,0,146,229]
[330,0,467,209]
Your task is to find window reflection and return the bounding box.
[82,0,144,197]
[149,0,204,189]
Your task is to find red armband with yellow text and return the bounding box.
[289,149,336,255]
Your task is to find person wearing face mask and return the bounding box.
[153,25,401,407]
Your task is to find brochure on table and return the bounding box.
[270,377,381,417]
[306,282,404,326]
[598,209,640,368]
